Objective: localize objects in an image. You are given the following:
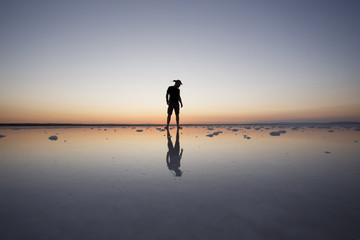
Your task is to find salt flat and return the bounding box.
[0,125,359,240]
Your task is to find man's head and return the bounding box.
[173,80,182,88]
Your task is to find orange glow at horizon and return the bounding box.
[1,101,360,124]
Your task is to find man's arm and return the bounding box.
[179,95,183,108]
[166,89,169,105]
[180,148,183,159]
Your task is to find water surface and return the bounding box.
[1,125,359,240]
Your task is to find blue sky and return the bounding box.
[1,0,360,123]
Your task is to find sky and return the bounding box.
[1,0,360,124]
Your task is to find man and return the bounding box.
[166,80,183,129]
[166,128,183,177]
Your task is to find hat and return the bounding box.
[173,79,183,85]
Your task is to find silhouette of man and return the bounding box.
[166,128,183,177]
[166,80,183,129]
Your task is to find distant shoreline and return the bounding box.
[0,122,359,127]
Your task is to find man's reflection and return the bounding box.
[166,128,183,177]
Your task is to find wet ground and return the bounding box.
[1,124,360,240]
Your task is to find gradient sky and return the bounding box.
[1,0,360,124]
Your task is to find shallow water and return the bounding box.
[1,125,360,240]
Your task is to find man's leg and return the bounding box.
[166,104,173,129]
[176,114,180,128]
[174,103,180,128]
[166,114,171,128]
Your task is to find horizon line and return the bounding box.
[1,121,360,127]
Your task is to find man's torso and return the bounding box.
[167,86,180,102]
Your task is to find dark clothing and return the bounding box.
[167,137,181,170]
[168,101,179,115]
[167,86,180,103]
[166,130,182,177]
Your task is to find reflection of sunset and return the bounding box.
[1,125,359,239]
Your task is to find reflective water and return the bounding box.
[1,125,360,240]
